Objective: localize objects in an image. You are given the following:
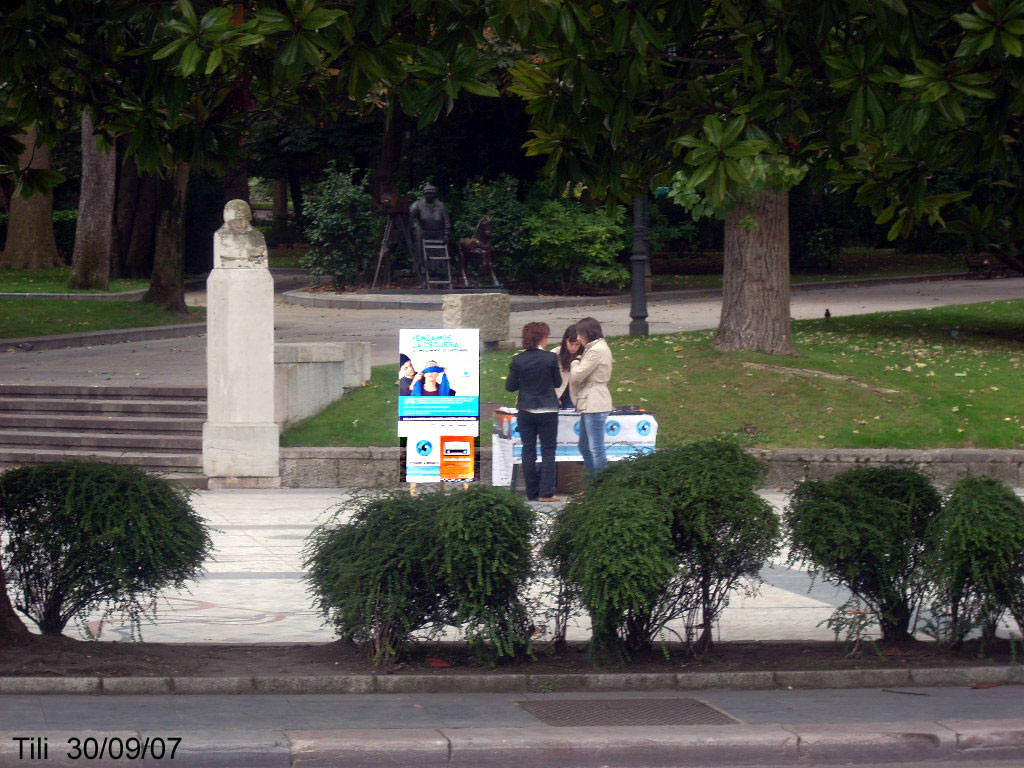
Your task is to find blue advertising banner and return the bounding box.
[398,328,480,423]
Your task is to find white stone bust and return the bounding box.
[214,199,268,269]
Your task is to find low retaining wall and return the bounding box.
[274,342,371,432]
[756,448,1024,488]
[279,447,1024,489]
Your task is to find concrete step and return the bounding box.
[160,472,209,490]
[0,384,207,401]
[0,413,204,433]
[0,386,209,486]
[0,430,202,452]
[0,447,202,470]
[0,397,207,417]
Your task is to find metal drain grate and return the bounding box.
[515,697,740,727]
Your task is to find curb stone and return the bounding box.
[0,723,1021,768]
[0,665,1019,696]
[1,323,206,352]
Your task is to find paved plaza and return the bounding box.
[3,274,1021,645]
[66,489,846,645]
[3,277,1024,767]
[3,275,1023,387]
[66,487,1020,646]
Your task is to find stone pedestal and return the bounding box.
[442,293,510,351]
[202,258,279,485]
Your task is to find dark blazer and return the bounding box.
[506,348,562,411]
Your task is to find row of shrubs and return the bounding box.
[2,450,1022,665]
[304,441,1024,663]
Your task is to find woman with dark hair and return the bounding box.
[554,324,580,409]
[569,316,613,477]
[506,321,562,501]
[398,353,416,396]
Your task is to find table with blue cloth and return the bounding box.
[491,406,658,489]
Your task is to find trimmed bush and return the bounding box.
[926,476,1024,648]
[548,486,675,656]
[304,491,449,663]
[0,461,212,636]
[434,485,534,660]
[547,440,779,657]
[304,486,534,664]
[786,467,942,642]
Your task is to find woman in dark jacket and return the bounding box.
[506,322,562,501]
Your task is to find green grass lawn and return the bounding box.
[0,298,205,339]
[281,299,1024,450]
[0,267,149,294]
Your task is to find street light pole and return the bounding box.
[629,194,650,337]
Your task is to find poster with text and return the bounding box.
[398,328,480,425]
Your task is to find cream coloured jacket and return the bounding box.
[569,337,613,413]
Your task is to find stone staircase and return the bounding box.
[0,384,208,489]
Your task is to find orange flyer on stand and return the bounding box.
[440,436,475,481]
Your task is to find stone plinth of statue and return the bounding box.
[202,200,280,486]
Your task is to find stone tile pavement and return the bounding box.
[63,490,866,645]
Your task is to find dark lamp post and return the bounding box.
[629,194,650,337]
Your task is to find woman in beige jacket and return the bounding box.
[568,316,613,477]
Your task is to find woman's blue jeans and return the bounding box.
[578,411,608,477]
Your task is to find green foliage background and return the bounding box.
[301,166,381,288]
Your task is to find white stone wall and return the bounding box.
[274,342,371,432]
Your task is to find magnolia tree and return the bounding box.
[506,0,1024,352]
[0,0,506,309]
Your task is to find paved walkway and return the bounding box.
[44,487,1012,647]
[2,275,1022,386]
[61,490,848,644]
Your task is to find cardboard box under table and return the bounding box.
[491,407,658,489]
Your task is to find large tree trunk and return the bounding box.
[70,111,115,289]
[223,162,250,203]
[115,153,158,278]
[271,177,288,224]
[714,190,795,355]
[143,162,189,313]
[0,566,29,646]
[113,145,139,278]
[0,126,62,270]
[286,167,304,227]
